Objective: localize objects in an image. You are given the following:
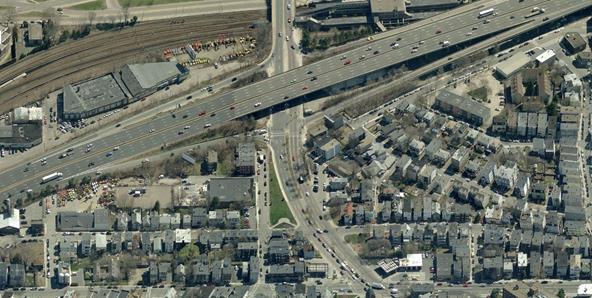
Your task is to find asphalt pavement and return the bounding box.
[1,0,590,210]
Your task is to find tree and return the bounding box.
[153,201,160,211]
[557,289,565,298]
[177,244,200,263]
[490,289,501,298]
[209,197,220,209]
[88,11,97,27]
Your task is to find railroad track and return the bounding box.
[0,11,266,113]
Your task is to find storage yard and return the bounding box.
[0,10,268,115]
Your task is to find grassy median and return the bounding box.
[268,159,295,226]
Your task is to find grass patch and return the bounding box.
[119,0,203,7]
[68,0,106,10]
[468,86,488,101]
[345,233,370,244]
[269,159,295,225]
[71,257,93,272]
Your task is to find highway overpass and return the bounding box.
[1,0,591,199]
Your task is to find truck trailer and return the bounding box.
[478,8,495,18]
[41,172,63,184]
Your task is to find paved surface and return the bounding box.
[7,0,268,25]
[0,0,589,204]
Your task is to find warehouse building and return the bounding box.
[494,52,533,79]
[119,62,189,99]
[0,123,42,149]
[61,62,188,120]
[433,91,491,126]
[61,74,129,120]
[12,107,43,124]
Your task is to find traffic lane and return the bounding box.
[0,0,584,193]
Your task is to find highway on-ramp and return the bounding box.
[1,0,590,199]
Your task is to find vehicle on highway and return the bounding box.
[419,40,424,45]
[307,70,313,74]
[210,113,216,117]
[254,102,261,107]
[229,106,235,110]
[113,146,119,151]
[198,111,206,116]
[310,76,317,81]
[106,152,113,157]
[411,49,418,53]
[285,36,290,41]
[343,60,352,65]
[373,50,379,55]
[184,126,190,130]
[186,95,192,100]
[360,55,366,60]
[149,128,155,133]
[178,131,184,135]
[278,32,282,37]
[88,162,95,167]
[182,115,188,119]
[340,55,347,60]
[302,86,308,90]
[41,172,63,184]
[436,29,442,34]
[204,123,212,128]
[478,8,495,18]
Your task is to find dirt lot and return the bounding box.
[114,184,173,209]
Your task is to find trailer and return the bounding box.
[525,7,545,18]
[478,8,495,18]
[42,172,63,184]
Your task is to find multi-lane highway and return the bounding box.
[1,0,590,199]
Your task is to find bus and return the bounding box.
[478,8,495,18]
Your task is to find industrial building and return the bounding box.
[296,0,462,30]
[0,123,43,149]
[0,25,11,55]
[12,107,43,124]
[433,91,491,126]
[494,52,533,79]
[61,62,189,120]
[27,23,43,46]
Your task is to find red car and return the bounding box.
[198,111,206,116]
[230,106,235,110]
[343,60,352,65]
[436,29,442,34]
[302,86,308,90]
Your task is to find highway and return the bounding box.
[0,0,590,200]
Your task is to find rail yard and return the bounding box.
[0,10,267,114]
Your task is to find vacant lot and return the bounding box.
[115,185,173,209]
[269,159,294,225]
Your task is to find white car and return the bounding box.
[113,146,120,151]
[254,102,262,107]
[204,123,212,128]
[184,125,190,129]
[285,36,290,41]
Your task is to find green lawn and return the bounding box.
[119,0,202,7]
[268,159,295,225]
[468,86,488,101]
[68,0,106,10]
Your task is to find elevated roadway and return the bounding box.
[1,0,590,200]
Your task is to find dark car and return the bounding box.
[182,115,188,119]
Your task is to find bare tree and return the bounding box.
[121,4,130,24]
[87,11,96,26]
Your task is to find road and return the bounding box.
[7,0,268,25]
[0,0,589,205]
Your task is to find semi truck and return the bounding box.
[42,172,63,184]
[478,8,495,18]
[525,6,545,18]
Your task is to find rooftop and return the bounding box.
[370,0,406,13]
[494,52,532,78]
[63,74,128,114]
[435,90,490,122]
[208,177,253,203]
[120,62,185,97]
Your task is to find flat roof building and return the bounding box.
[120,62,188,98]
[62,74,129,121]
[0,123,43,149]
[207,177,254,207]
[434,91,491,126]
[494,52,532,79]
[562,32,587,54]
